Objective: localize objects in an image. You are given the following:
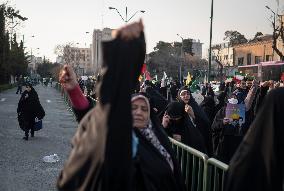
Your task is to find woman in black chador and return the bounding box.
[176,86,212,155]
[17,83,45,140]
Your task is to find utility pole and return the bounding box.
[208,0,214,82]
[177,34,184,85]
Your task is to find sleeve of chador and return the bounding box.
[67,84,89,110]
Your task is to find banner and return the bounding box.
[225,103,245,126]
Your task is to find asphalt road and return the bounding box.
[0,85,77,191]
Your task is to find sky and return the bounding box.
[7,0,283,62]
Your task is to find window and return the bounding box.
[247,53,251,65]
[238,57,244,66]
[224,55,228,60]
[266,55,272,61]
[230,54,233,59]
[255,56,262,64]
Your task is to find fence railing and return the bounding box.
[54,82,97,110]
[169,138,229,191]
[55,82,228,191]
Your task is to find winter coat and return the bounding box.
[17,88,45,131]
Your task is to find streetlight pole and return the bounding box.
[29,35,35,75]
[208,0,214,83]
[177,34,184,85]
[109,6,145,23]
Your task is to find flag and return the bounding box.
[161,72,167,87]
[141,63,147,74]
[162,72,167,80]
[281,72,284,81]
[138,75,143,82]
[145,71,151,80]
[185,72,192,85]
[190,80,199,92]
[235,72,244,80]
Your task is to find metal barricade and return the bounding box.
[169,138,208,191]
[204,158,228,191]
[169,138,229,191]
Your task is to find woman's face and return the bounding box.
[25,86,31,92]
[179,90,190,104]
[132,98,149,129]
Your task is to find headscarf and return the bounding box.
[24,83,39,101]
[132,93,174,170]
[131,93,151,125]
[177,86,210,125]
[165,101,185,119]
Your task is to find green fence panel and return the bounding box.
[169,138,229,191]
[169,138,208,191]
[204,158,228,191]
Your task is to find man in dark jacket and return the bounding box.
[16,75,24,94]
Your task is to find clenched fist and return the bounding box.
[59,65,78,91]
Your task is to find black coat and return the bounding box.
[225,88,284,191]
[17,88,45,131]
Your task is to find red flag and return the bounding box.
[281,73,284,81]
[145,71,151,80]
[141,63,147,74]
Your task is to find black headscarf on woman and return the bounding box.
[200,96,217,126]
[177,86,212,155]
[177,86,210,125]
[164,101,207,154]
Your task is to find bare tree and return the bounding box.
[54,43,82,65]
[270,15,284,60]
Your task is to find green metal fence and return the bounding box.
[205,158,228,191]
[55,82,228,191]
[169,138,229,191]
[54,82,97,110]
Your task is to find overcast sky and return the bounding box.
[9,0,283,61]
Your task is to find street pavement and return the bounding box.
[0,85,77,191]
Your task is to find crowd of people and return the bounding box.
[15,20,283,190]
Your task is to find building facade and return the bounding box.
[28,56,43,71]
[63,46,92,76]
[234,35,274,66]
[92,28,113,75]
[191,39,203,59]
[212,42,234,66]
